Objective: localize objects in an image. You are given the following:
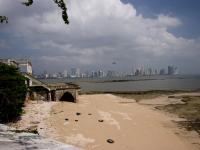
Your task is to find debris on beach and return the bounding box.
[98,119,104,122]
[88,113,92,115]
[76,112,81,116]
[107,139,114,143]
[65,118,69,121]
[75,120,78,122]
[10,125,39,135]
[54,111,64,114]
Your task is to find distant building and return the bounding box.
[135,69,140,76]
[131,68,135,76]
[84,70,90,78]
[91,71,97,78]
[98,70,105,78]
[63,70,68,78]
[76,68,80,77]
[0,59,18,67]
[159,68,166,75]
[0,59,32,75]
[70,68,80,78]
[168,65,179,75]
[52,72,58,78]
[154,69,158,75]
[148,68,152,76]
[107,70,116,77]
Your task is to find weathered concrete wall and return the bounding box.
[53,89,78,103]
[27,88,79,102]
[27,91,48,101]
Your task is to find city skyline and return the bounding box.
[0,0,200,74]
[36,65,179,79]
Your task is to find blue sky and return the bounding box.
[124,0,200,38]
[0,0,200,74]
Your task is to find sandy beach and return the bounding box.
[14,93,200,150]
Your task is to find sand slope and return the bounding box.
[45,94,198,150]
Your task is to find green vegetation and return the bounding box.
[157,96,200,134]
[0,0,69,24]
[0,16,8,23]
[158,96,200,120]
[112,90,182,102]
[0,63,27,122]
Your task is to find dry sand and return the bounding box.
[41,94,200,150]
[12,100,58,137]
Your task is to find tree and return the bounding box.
[0,0,69,24]
[0,63,27,122]
[0,16,8,23]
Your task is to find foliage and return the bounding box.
[0,0,69,24]
[156,96,200,134]
[22,0,33,6]
[53,0,69,24]
[0,63,27,122]
[0,16,8,23]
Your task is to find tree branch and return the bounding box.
[21,0,33,6]
[53,0,69,24]
[0,16,8,23]
[1,0,69,24]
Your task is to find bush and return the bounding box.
[0,63,27,122]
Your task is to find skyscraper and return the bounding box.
[70,68,80,78]
[63,70,68,78]
[168,65,179,75]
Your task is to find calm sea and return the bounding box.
[41,75,200,92]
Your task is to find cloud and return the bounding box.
[0,0,200,73]
[157,14,182,27]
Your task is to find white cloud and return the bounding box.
[0,0,200,73]
[157,14,182,27]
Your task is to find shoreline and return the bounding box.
[10,91,200,150]
[79,89,200,95]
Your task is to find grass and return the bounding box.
[112,91,181,102]
[156,96,200,134]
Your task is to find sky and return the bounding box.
[0,0,200,74]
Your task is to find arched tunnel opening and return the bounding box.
[60,92,75,102]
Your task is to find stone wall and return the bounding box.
[53,89,78,103]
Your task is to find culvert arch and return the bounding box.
[60,92,75,102]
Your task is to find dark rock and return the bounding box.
[168,96,176,98]
[75,120,78,122]
[88,113,92,115]
[65,118,69,121]
[98,120,104,122]
[107,139,114,143]
[76,112,81,116]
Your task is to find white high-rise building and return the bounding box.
[70,68,80,78]
[63,70,68,78]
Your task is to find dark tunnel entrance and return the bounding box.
[60,92,75,102]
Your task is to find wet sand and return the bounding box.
[44,94,199,150]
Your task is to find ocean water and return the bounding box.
[41,75,200,92]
